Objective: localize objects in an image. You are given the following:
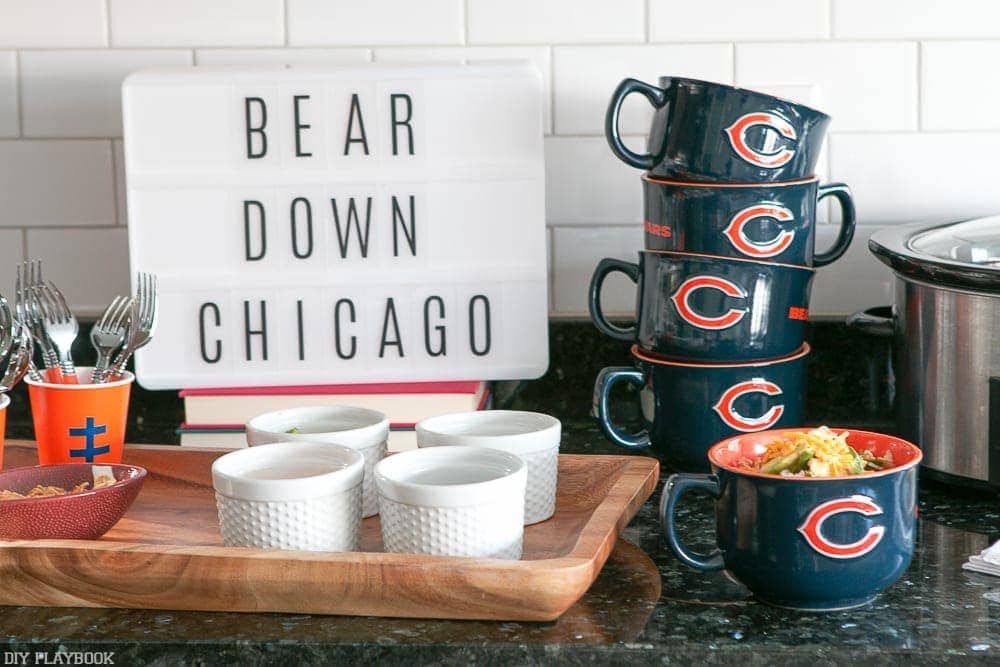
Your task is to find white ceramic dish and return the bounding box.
[246,406,389,518]
[212,441,364,552]
[415,410,561,524]
[374,446,526,560]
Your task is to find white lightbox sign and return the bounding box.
[122,63,548,389]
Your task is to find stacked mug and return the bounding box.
[590,77,857,473]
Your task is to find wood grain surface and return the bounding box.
[0,441,659,621]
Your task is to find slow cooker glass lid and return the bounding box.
[908,217,1000,267]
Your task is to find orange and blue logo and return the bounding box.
[724,112,798,169]
[798,495,885,559]
[712,379,784,432]
[722,204,795,258]
[670,276,747,330]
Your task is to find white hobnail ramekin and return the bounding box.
[374,445,527,560]
[415,411,561,525]
[212,441,364,552]
[246,406,389,518]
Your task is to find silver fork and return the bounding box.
[0,295,15,363]
[101,273,157,382]
[15,261,58,369]
[0,323,33,391]
[34,279,79,379]
[90,295,133,383]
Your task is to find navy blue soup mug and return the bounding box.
[606,77,831,182]
[589,251,814,362]
[643,176,856,268]
[593,345,808,472]
[660,428,921,611]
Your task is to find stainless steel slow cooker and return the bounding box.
[851,218,1000,490]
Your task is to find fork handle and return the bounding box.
[41,348,59,369]
[91,353,110,383]
[95,350,128,383]
[59,358,77,382]
[27,360,43,383]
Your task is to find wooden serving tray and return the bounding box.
[0,441,658,621]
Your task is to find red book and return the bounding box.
[177,422,423,451]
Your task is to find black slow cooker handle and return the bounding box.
[846,306,895,337]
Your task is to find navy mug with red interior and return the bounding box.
[606,77,831,182]
[643,175,856,268]
[660,428,921,611]
[589,251,814,362]
[593,345,808,472]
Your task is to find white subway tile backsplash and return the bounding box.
[551,226,641,317]
[26,228,131,317]
[736,42,918,132]
[288,0,463,46]
[922,42,1000,131]
[545,136,643,225]
[374,46,553,133]
[834,0,1000,39]
[109,0,282,47]
[1,0,997,321]
[0,140,115,227]
[468,0,644,45]
[195,48,371,66]
[650,0,828,42]
[553,45,733,135]
[0,52,16,137]
[21,50,192,138]
[830,132,1000,223]
[0,0,106,47]
[811,225,893,318]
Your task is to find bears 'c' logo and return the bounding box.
[670,276,747,330]
[798,495,885,559]
[712,380,784,432]
[722,204,795,258]
[724,112,798,169]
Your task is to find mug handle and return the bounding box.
[604,78,668,170]
[813,183,857,268]
[659,474,725,571]
[588,258,639,341]
[592,366,651,450]
[846,306,894,337]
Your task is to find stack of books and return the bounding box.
[178,381,491,451]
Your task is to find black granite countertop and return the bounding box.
[1,322,998,665]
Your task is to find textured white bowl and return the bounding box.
[245,406,389,518]
[374,446,526,559]
[416,410,560,524]
[212,441,364,552]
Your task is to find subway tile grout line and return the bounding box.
[109,139,122,226]
[827,0,834,39]
[13,50,22,138]
[11,37,1000,52]
[548,45,556,135]
[282,0,290,47]
[916,40,924,131]
[104,0,112,47]
[644,0,650,43]
[462,0,470,46]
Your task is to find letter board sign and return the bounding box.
[121,63,548,389]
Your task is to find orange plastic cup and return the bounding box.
[0,394,9,469]
[25,368,134,464]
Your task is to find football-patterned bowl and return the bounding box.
[0,462,146,540]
